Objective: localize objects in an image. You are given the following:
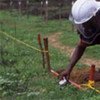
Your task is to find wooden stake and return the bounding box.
[43,37,51,72]
[89,64,95,81]
[38,34,45,68]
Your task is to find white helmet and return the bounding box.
[72,0,100,24]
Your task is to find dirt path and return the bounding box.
[48,32,100,69]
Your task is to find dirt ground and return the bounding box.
[48,32,100,87]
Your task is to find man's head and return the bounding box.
[72,0,100,24]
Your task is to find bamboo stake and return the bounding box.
[38,34,45,68]
[43,37,51,72]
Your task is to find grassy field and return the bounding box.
[0,10,100,100]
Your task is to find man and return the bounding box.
[60,0,100,82]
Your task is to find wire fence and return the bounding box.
[0,0,72,21]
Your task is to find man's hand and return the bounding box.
[59,69,71,81]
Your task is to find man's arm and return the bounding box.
[60,40,88,80]
[67,41,87,73]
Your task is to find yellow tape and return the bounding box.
[88,85,100,94]
[81,80,100,94]
[0,31,48,53]
[87,80,95,87]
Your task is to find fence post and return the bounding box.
[26,0,29,18]
[40,1,43,17]
[9,0,13,12]
[45,0,48,23]
[58,3,62,21]
[18,0,22,15]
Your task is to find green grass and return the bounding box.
[0,10,100,100]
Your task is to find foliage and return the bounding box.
[0,71,30,96]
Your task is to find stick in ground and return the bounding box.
[43,37,51,72]
[38,34,45,68]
